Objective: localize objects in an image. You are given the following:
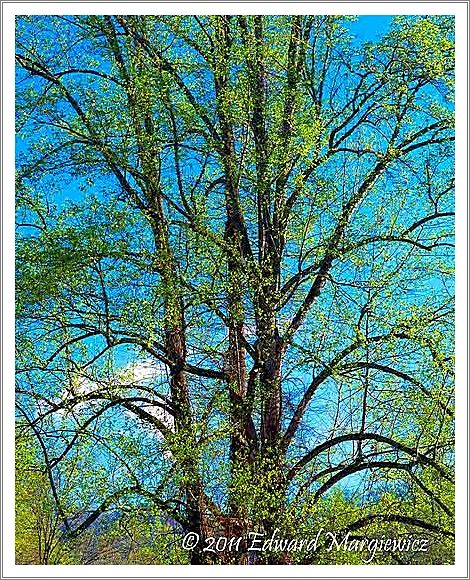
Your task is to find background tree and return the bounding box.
[16,15,454,564]
[15,422,81,564]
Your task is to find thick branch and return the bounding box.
[287,432,453,482]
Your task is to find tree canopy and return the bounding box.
[15,14,454,565]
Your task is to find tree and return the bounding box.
[15,423,79,564]
[15,15,454,564]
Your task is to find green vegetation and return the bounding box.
[15,15,454,564]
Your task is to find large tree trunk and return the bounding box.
[212,16,259,521]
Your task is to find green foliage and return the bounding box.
[15,15,454,565]
[15,428,77,564]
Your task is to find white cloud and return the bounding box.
[53,359,175,447]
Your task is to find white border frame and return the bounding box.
[1,2,468,578]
